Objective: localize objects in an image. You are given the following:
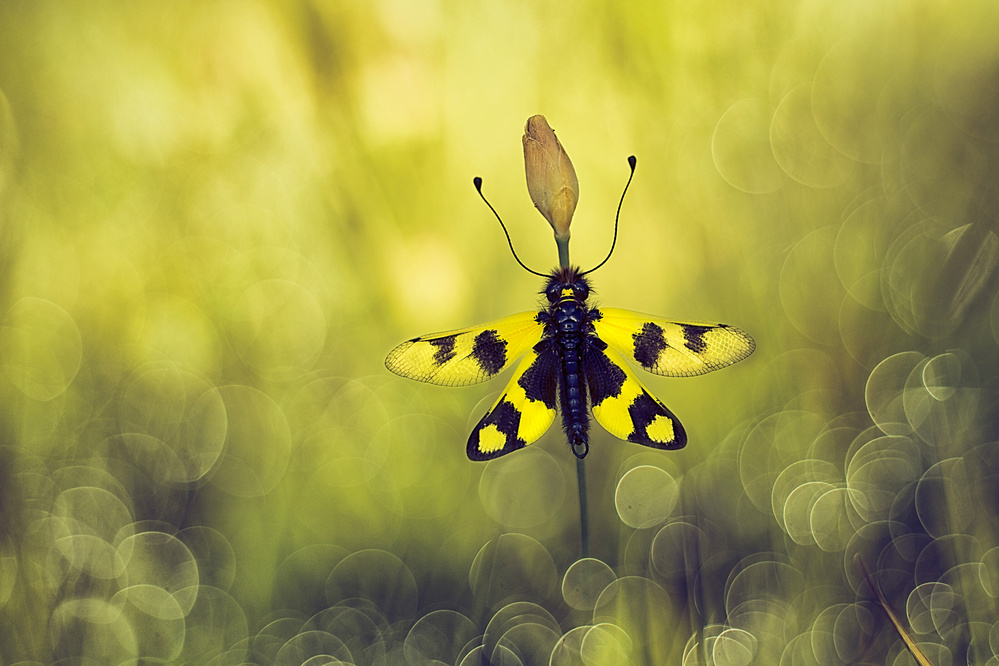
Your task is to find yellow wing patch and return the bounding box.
[593,308,755,378]
[586,345,685,450]
[467,346,558,460]
[385,311,543,386]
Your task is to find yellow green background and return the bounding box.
[1,1,998,664]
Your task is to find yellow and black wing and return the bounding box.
[467,344,558,460]
[593,308,755,377]
[585,343,686,450]
[385,311,543,386]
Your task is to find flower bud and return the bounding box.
[522,115,578,241]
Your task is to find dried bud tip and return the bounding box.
[522,115,578,241]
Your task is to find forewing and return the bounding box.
[586,343,686,450]
[385,311,543,386]
[593,308,755,378]
[467,344,558,460]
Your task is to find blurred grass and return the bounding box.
[1,0,998,664]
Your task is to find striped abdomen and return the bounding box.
[553,298,590,458]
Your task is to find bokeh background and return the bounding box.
[1,1,998,664]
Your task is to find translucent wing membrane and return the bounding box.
[586,344,686,450]
[385,311,543,386]
[593,308,755,378]
[467,346,558,460]
[386,303,753,459]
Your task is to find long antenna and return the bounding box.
[474,177,548,278]
[580,155,637,276]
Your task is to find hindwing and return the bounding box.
[385,311,543,386]
[467,342,558,460]
[593,308,755,378]
[585,342,686,450]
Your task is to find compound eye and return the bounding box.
[573,283,589,299]
[546,283,562,302]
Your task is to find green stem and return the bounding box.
[576,457,589,557]
[558,233,587,556]
[556,236,571,268]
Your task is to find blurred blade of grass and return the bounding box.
[855,554,934,666]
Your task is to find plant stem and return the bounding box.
[558,235,588,557]
[576,457,589,557]
[556,236,571,269]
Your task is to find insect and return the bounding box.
[386,158,755,460]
